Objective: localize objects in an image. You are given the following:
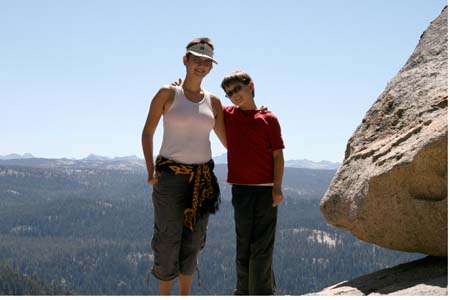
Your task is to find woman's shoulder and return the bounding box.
[207,92,224,107]
[154,85,177,100]
[151,85,177,112]
[203,89,218,100]
[159,84,177,94]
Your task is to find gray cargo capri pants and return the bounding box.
[151,169,209,281]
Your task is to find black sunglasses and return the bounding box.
[225,85,243,98]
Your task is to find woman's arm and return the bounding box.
[211,95,227,148]
[141,86,174,184]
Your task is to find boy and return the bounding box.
[221,71,285,295]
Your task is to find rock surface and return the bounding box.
[308,256,447,296]
[320,7,448,256]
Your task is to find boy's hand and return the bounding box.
[272,187,284,207]
[171,78,182,86]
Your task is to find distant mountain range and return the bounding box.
[213,153,340,169]
[284,159,340,170]
[0,153,35,160]
[0,153,141,162]
[83,154,141,161]
[0,153,340,170]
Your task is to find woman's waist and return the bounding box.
[156,151,212,166]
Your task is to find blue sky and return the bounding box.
[1,0,446,162]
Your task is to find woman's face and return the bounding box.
[184,54,213,79]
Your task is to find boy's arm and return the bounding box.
[272,149,284,207]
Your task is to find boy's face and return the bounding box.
[224,81,254,108]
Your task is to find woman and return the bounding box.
[141,37,226,295]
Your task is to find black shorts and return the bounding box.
[151,170,209,281]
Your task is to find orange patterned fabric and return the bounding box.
[155,156,220,230]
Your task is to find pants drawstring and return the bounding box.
[196,266,201,287]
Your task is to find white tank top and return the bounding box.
[159,86,215,164]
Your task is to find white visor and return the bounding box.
[186,43,218,64]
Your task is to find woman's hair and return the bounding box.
[185,37,215,61]
[186,37,214,50]
[221,71,255,97]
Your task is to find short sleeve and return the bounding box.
[268,115,285,151]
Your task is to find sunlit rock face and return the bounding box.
[320,7,448,257]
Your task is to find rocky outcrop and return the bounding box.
[308,256,447,296]
[320,6,448,257]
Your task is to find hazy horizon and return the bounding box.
[0,151,341,163]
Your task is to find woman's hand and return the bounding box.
[148,171,159,185]
[259,105,271,114]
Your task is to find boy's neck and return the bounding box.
[239,99,257,110]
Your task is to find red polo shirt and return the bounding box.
[223,105,285,185]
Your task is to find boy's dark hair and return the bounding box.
[221,71,255,97]
[186,37,214,60]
